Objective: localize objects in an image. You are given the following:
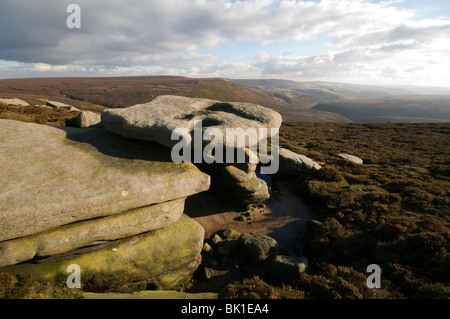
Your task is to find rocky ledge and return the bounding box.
[0,119,210,289]
[102,95,283,206]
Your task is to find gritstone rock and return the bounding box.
[279,148,322,173]
[337,153,364,164]
[0,98,30,107]
[1,215,205,290]
[76,110,102,128]
[101,95,282,149]
[0,119,210,242]
[101,96,281,205]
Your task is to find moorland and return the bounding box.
[0,76,449,299]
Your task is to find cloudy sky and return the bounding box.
[0,0,449,86]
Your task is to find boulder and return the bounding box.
[69,106,81,112]
[337,153,363,164]
[0,98,30,107]
[224,165,256,183]
[211,234,222,245]
[46,101,71,108]
[198,163,270,205]
[199,266,216,280]
[0,119,210,242]
[101,96,280,206]
[202,243,213,253]
[0,198,186,267]
[234,176,270,205]
[238,233,278,263]
[0,215,205,290]
[76,110,102,128]
[101,95,282,150]
[268,255,309,283]
[222,228,240,240]
[279,148,322,173]
[206,147,258,173]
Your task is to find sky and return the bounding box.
[0,0,449,86]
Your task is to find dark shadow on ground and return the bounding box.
[263,178,316,256]
[184,191,243,218]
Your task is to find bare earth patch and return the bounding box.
[185,178,315,255]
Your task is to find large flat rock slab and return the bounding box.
[102,95,282,149]
[0,198,186,267]
[0,98,30,107]
[0,214,205,290]
[0,119,210,242]
[46,101,71,108]
[279,148,322,173]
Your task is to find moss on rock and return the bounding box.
[0,215,205,292]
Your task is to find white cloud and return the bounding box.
[250,2,450,86]
[0,0,449,85]
[0,0,421,63]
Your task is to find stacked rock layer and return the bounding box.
[102,95,283,206]
[0,119,210,289]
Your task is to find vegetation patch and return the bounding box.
[279,122,449,298]
[0,272,83,299]
[0,103,79,126]
[220,276,304,299]
[222,122,449,299]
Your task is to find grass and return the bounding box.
[0,76,283,109]
[0,272,83,299]
[220,276,304,299]
[222,122,449,299]
[0,103,80,126]
[278,122,450,298]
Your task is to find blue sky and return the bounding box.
[0,0,450,87]
[380,0,450,19]
[197,36,334,62]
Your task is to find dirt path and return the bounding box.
[184,178,316,255]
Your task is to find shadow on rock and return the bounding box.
[56,126,175,163]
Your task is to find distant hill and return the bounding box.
[313,97,450,123]
[0,76,353,123]
[230,78,450,123]
[2,76,447,124]
[230,79,417,102]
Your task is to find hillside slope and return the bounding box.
[313,98,450,123]
[0,76,352,123]
[230,79,417,102]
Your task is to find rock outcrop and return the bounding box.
[0,98,30,107]
[0,119,210,289]
[337,153,363,164]
[101,95,282,149]
[199,229,309,288]
[75,110,102,128]
[278,148,322,173]
[197,163,270,205]
[1,215,205,290]
[46,101,71,108]
[238,233,278,263]
[0,198,186,267]
[0,120,209,241]
[102,95,282,206]
[268,255,309,283]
